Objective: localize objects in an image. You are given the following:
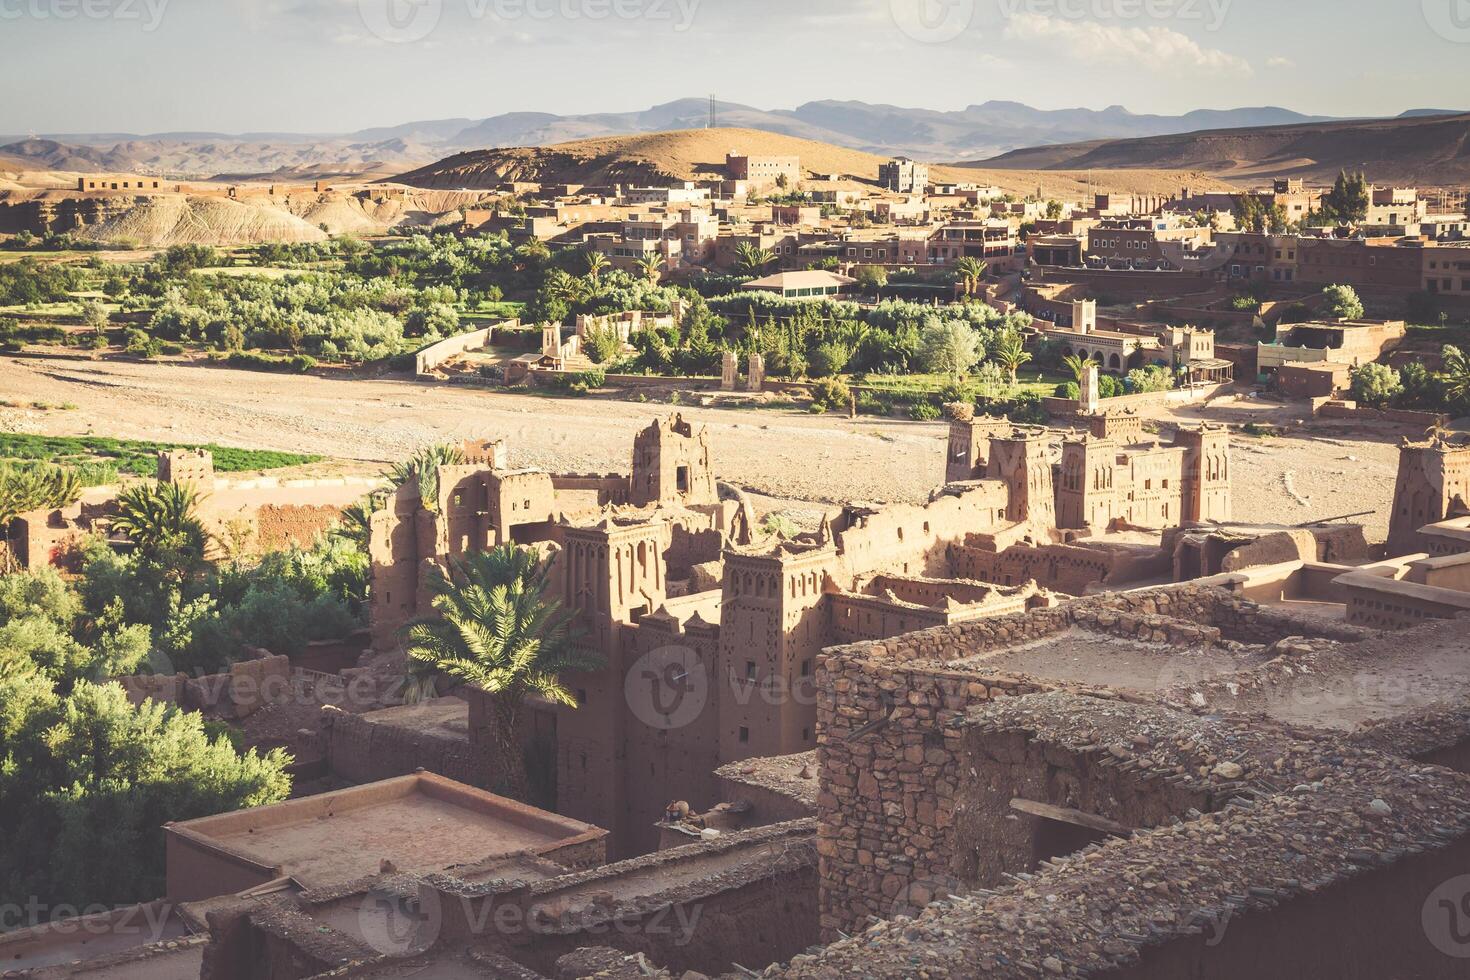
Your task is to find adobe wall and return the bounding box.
[415,319,517,376]
[251,505,344,554]
[1317,400,1446,425]
[1042,381,1232,418]
[952,540,1168,594]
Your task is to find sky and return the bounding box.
[1,0,1468,136]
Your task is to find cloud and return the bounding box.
[1003,13,1251,76]
[1265,56,1296,69]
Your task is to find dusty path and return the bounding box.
[0,357,1411,539]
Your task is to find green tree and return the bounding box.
[1061,352,1090,384]
[854,265,888,296]
[403,547,601,800]
[734,242,778,278]
[952,257,988,298]
[582,324,624,364]
[1442,345,1470,410]
[1350,362,1402,408]
[1322,283,1365,320]
[79,298,110,336]
[919,318,982,378]
[1321,170,1370,225]
[635,255,664,285]
[0,671,289,912]
[386,444,466,514]
[990,330,1032,384]
[583,250,610,284]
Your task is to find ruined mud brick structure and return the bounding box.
[367,415,1205,857]
[194,818,818,980]
[1388,433,1470,555]
[1057,423,1231,531]
[791,689,1470,978]
[948,419,1232,534]
[159,447,217,492]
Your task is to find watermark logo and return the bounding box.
[1423,0,1470,43]
[625,645,709,731]
[0,0,170,30]
[996,0,1233,32]
[358,0,700,43]
[357,883,443,956]
[890,0,976,44]
[358,0,442,43]
[1423,875,1470,957]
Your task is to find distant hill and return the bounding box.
[0,98,1405,182]
[394,127,1239,201]
[971,112,1470,185]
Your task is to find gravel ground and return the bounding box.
[0,356,1416,541]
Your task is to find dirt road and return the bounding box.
[0,356,1412,540]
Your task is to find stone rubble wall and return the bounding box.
[813,584,1372,938]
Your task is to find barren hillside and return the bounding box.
[974,112,1470,185]
[394,127,1237,198]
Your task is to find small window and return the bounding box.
[745,660,756,679]
[738,726,749,743]
[576,688,588,705]
[801,659,811,677]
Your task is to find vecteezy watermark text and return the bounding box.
[997,0,1232,31]
[0,0,168,30]
[358,0,700,44]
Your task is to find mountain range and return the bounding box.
[2,99,1461,181]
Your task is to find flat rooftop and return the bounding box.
[351,697,470,740]
[952,627,1268,693]
[169,772,605,892]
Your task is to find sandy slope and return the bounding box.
[974,112,1470,185]
[0,357,1407,539]
[394,127,1239,197]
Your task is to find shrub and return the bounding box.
[1055,381,1081,399]
[582,325,623,364]
[908,401,942,421]
[811,377,852,412]
[1350,362,1402,408]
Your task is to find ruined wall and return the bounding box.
[952,540,1143,594]
[323,708,484,788]
[252,504,343,553]
[814,586,1364,938]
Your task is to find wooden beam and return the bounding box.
[1009,798,1132,837]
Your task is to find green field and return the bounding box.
[0,432,321,483]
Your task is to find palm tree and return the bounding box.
[403,546,602,800]
[1062,352,1090,384]
[330,496,379,551]
[583,251,610,283]
[1443,345,1470,409]
[515,238,549,270]
[991,330,1033,384]
[0,464,83,570]
[386,444,466,514]
[635,255,664,285]
[953,257,988,298]
[110,480,208,563]
[734,242,777,278]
